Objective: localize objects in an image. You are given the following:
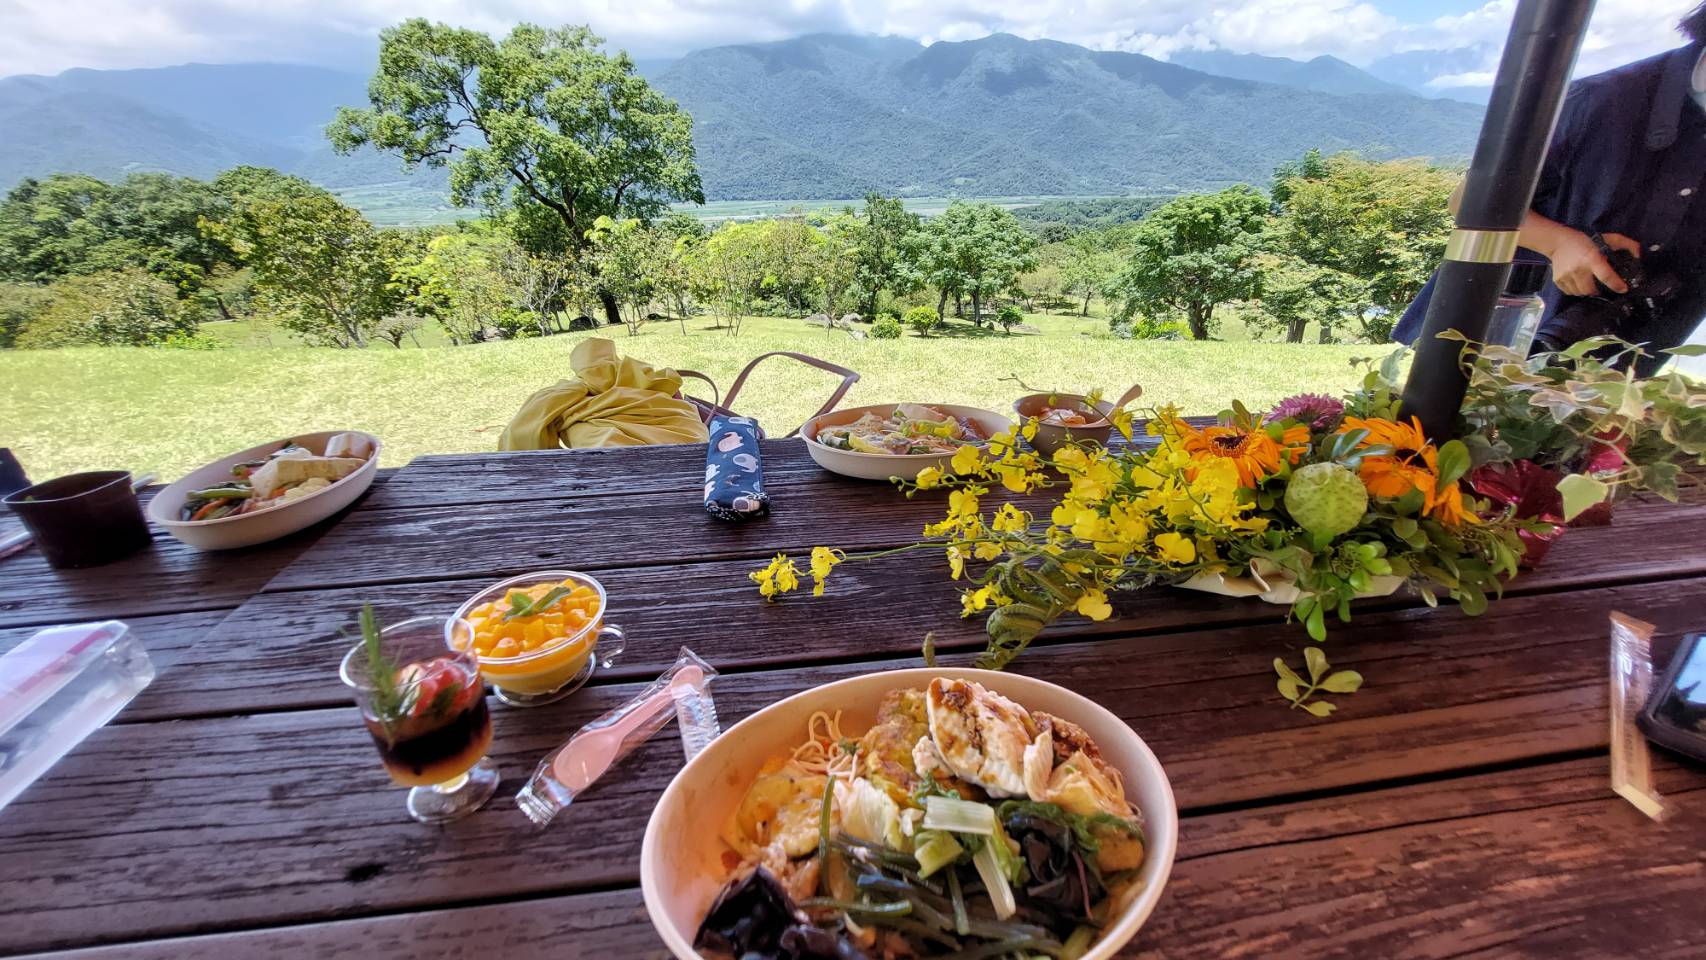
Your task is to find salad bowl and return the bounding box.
[148,430,380,550]
[640,667,1178,960]
[799,403,1012,481]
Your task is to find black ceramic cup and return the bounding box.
[2,471,151,568]
[0,449,27,500]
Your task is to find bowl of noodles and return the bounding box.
[640,669,1177,960]
[800,403,1012,481]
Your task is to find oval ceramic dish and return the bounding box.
[147,431,380,550]
[799,403,1012,481]
[640,667,1178,960]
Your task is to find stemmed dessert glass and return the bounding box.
[339,612,500,823]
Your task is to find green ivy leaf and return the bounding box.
[1303,646,1328,681]
[1319,670,1363,693]
[1557,473,1611,522]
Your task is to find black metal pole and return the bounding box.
[1399,0,1595,441]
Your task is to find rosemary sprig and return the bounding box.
[360,604,405,727]
[502,585,573,621]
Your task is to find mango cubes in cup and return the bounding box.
[455,573,607,698]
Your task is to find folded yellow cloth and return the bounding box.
[498,338,711,450]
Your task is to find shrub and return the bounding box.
[871,315,904,339]
[159,330,224,350]
[1110,314,1188,340]
[0,283,51,348]
[17,269,201,348]
[995,304,1025,334]
[903,306,941,337]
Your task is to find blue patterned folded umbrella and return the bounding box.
[704,416,769,521]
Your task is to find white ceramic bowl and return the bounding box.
[147,431,380,550]
[641,667,1178,960]
[799,403,1013,481]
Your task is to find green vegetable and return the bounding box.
[912,829,965,879]
[923,795,997,835]
[989,818,1026,886]
[997,800,1142,854]
[188,486,252,500]
[358,605,404,731]
[502,585,574,621]
[1061,926,1096,960]
[842,777,908,851]
[972,835,1016,920]
[946,867,970,936]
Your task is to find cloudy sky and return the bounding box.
[0,0,1696,94]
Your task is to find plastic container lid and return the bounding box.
[0,621,134,734]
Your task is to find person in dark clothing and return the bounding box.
[1396,5,1706,372]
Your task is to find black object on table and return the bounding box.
[0,449,27,500]
[2,470,151,568]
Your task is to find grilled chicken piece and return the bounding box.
[924,678,1038,798]
[1023,711,1132,820]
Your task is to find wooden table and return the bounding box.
[4,439,1705,959]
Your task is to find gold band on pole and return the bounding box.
[1444,228,1520,264]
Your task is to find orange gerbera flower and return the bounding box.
[1176,420,1309,489]
[1341,416,1478,526]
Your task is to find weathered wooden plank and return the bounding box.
[0,525,323,627]
[0,608,234,722]
[262,481,1050,591]
[362,440,831,511]
[26,889,663,960]
[3,578,1701,953]
[22,759,1705,959]
[112,500,1706,720]
[348,419,1197,513]
[1136,779,1706,959]
[0,476,388,628]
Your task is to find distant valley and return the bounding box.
[0,33,1485,223]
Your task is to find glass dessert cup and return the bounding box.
[451,570,627,708]
[340,616,500,823]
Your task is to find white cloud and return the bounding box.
[0,0,1695,87]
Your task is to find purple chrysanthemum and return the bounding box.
[1266,393,1344,430]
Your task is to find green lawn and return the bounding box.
[0,311,1390,480]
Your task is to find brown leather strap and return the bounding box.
[676,370,720,420]
[722,352,861,437]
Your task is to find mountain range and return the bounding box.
[0,33,1486,218]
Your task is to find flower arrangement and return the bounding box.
[753,370,1538,713]
[1447,336,1706,520]
[747,339,1705,715]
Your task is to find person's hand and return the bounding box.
[1548,230,1641,297]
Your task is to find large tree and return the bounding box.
[1060,230,1121,317]
[328,20,704,326]
[207,183,410,348]
[847,193,920,317]
[905,201,1037,326]
[1106,186,1267,340]
[0,173,237,298]
[1269,152,1456,342]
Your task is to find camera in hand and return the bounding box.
[1530,235,1684,354]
